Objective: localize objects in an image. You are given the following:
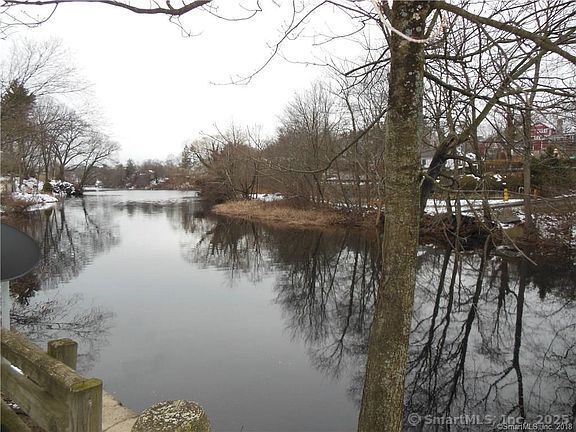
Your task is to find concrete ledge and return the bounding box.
[103,391,138,432]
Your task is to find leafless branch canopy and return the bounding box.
[2,0,211,16]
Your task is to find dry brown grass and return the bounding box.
[1,193,32,213]
[213,200,374,230]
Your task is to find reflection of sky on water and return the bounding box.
[10,190,576,431]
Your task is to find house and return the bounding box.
[477,120,574,159]
[530,123,557,154]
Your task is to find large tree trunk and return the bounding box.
[522,119,534,231]
[58,162,66,181]
[358,2,431,431]
[522,56,541,236]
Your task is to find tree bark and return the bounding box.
[522,56,542,235]
[358,2,431,431]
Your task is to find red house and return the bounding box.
[530,123,557,153]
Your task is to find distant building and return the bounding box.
[530,123,557,154]
[530,122,576,157]
[477,121,575,160]
[477,136,507,160]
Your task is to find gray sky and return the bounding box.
[5,3,340,163]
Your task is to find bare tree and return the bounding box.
[2,1,576,431]
[186,124,262,200]
[30,97,65,182]
[1,38,86,97]
[75,132,120,190]
[51,107,93,180]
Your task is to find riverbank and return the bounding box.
[212,197,576,250]
[212,199,483,244]
[212,200,377,230]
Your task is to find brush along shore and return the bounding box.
[212,199,493,245]
[212,197,576,251]
[212,199,376,230]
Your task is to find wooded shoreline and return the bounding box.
[212,200,377,230]
[212,197,576,252]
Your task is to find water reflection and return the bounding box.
[11,199,119,298]
[11,292,113,372]
[408,251,575,430]
[8,191,575,430]
[8,199,118,372]
[188,216,576,428]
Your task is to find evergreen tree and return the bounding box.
[125,159,136,182]
[1,80,37,176]
[180,144,192,170]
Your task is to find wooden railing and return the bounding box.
[1,328,102,432]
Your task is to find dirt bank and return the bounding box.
[212,199,497,248]
[212,200,377,231]
[212,198,576,253]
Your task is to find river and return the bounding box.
[7,190,576,431]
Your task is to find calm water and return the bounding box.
[7,190,576,431]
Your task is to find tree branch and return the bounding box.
[3,0,211,16]
[434,0,576,65]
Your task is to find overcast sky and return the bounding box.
[2,3,359,162]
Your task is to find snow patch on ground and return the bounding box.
[498,210,526,229]
[254,193,284,202]
[27,202,59,211]
[49,180,76,195]
[20,178,43,192]
[10,191,59,211]
[535,214,564,239]
[12,192,58,204]
[424,198,523,215]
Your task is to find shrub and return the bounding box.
[502,173,524,192]
[1,193,31,213]
[459,175,480,190]
[531,151,576,195]
[483,173,504,190]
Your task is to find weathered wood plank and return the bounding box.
[1,358,69,432]
[1,330,103,432]
[0,329,97,402]
[47,338,103,432]
[1,399,33,432]
[47,339,78,370]
[66,380,102,432]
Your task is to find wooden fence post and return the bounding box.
[66,378,103,432]
[1,329,103,432]
[47,338,102,432]
[48,339,78,370]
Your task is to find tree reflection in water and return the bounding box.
[186,217,576,429]
[11,200,119,298]
[409,248,575,430]
[8,199,118,372]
